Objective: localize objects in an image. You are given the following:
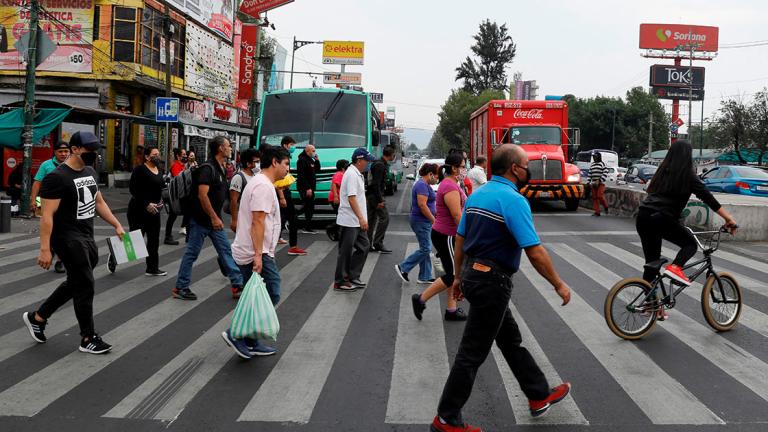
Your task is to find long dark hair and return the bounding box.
[439,153,464,182]
[647,139,694,194]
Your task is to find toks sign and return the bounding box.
[639,24,719,52]
[650,65,705,88]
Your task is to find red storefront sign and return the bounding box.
[240,0,294,18]
[238,24,258,101]
[639,23,719,52]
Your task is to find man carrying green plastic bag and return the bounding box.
[221,145,291,358]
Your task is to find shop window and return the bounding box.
[140,7,185,78]
[112,7,137,62]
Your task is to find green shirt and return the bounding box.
[34,158,60,182]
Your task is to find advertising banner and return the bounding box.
[322,72,361,85]
[0,1,94,73]
[168,0,235,41]
[639,24,719,52]
[238,24,258,101]
[652,86,704,101]
[650,64,705,88]
[185,21,234,103]
[240,0,294,18]
[322,41,364,65]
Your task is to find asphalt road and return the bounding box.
[1,181,768,432]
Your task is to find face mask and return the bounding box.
[457,167,468,181]
[253,166,261,174]
[150,156,162,166]
[289,146,297,154]
[515,165,531,188]
[181,156,188,162]
[80,151,98,167]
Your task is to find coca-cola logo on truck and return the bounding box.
[512,109,544,120]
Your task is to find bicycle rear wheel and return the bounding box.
[701,272,742,332]
[604,278,658,340]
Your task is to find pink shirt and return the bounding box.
[433,178,466,236]
[328,170,344,202]
[231,173,281,263]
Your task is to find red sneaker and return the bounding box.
[231,287,242,299]
[287,247,308,256]
[429,416,482,432]
[529,382,571,417]
[663,264,691,286]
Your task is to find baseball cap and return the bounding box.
[53,141,69,150]
[69,131,101,151]
[351,147,374,162]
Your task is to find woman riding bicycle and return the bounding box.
[637,139,738,288]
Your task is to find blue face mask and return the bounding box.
[289,146,296,154]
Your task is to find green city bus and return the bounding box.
[256,88,382,218]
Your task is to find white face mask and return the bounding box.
[253,166,261,174]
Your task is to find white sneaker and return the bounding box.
[179,227,187,236]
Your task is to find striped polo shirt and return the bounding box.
[457,176,541,273]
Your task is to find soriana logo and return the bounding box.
[513,109,544,120]
[639,24,719,52]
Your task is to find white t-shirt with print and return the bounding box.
[336,164,367,227]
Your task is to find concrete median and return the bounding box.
[580,184,768,241]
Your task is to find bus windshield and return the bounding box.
[260,91,368,148]
[505,126,561,145]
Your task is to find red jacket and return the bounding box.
[170,160,185,177]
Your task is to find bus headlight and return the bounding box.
[567,173,581,183]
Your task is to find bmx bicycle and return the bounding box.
[604,225,742,340]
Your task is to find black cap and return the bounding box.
[69,131,101,151]
[53,141,69,150]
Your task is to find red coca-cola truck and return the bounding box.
[469,100,584,210]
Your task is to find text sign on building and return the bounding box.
[168,0,235,41]
[322,41,364,65]
[639,24,719,52]
[369,92,384,104]
[650,65,705,88]
[238,25,258,100]
[652,86,704,101]
[156,98,180,122]
[323,72,362,85]
[240,0,294,18]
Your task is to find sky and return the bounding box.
[266,0,768,147]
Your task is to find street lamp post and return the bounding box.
[290,37,323,89]
[610,108,616,152]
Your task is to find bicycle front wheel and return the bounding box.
[604,278,658,340]
[701,272,742,332]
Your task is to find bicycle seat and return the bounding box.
[643,259,668,273]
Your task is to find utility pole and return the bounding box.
[19,0,40,218]
[290,37,323,89]
[163,2,173,167]
[687,31,695,133]
[610,108,616,152]
[648,111,653,156]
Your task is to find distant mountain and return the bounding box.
[401,128,433,149]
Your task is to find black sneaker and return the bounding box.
[376,246,393,254]
[417,278,436,285]
[79,335,112,354]
[348,278,367,288]
[22,311,46,343]
[146,269,168,276]
[300,228,318,235]
[172,288,198,300]
[53,260,65,274]
[164,237,180,246]
[107,254,117,273]
[333,282,357,292]
[411,294,426,321]
[445,308,468,321]
[395,264,409,282]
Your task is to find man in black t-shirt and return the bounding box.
[173,135,243,300]
[22,131,125,355]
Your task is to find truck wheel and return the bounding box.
[565,199,580,212]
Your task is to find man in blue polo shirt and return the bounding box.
[429,144,572,432]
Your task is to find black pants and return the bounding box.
[335,226,370,283]
[129,208,161,272]
[37,238,99,337]
[366,197,390,249]
[280,194,299,247]
[437,259,549,425]
[636,207,697,282]
[299,190,315,229]
[432,230,456,287]
[164,208,188,239]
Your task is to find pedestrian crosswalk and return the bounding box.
[2,226,768,429]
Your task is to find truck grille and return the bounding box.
[529,160,563,181]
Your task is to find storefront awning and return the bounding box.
[179,118,254,138]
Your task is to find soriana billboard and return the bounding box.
[639,24,719,52]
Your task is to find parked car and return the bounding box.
[701,165,768,196]
[625,164,657,185]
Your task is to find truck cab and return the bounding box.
[469,100,584,210]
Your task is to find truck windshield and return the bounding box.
[260,92,368,148]
[507,126,561,145]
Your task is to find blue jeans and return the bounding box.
[399,219,433,281]
[237,254,281,306]
[176,218,242,290]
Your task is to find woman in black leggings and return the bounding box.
[637,139,737,289]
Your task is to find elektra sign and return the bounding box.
[639,24,719,52]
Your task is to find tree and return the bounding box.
[455,20,516,95]
[715,97,751,164]
[748,89,768,165]
[428,88,504,157]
